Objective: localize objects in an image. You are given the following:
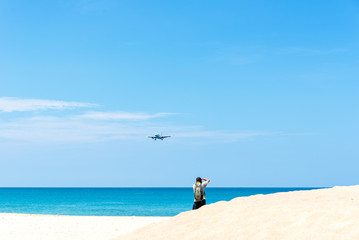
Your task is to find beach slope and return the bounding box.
[117,185,359,240]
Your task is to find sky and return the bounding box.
[0,0,358,187]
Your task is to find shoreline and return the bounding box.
[2,186,359,239]
[0,212,169,217]
[0,187,321,217]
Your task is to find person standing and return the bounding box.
[192,177,210,210]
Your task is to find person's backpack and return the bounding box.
[194,182,203,202]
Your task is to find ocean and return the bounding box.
[0,187,318,216]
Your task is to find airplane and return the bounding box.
[148,133,171,141]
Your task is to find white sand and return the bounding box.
[118,185,359,240]
[0,213,168,240]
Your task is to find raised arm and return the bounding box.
[202,178,210,183]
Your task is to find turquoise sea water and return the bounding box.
[0,188,318,216]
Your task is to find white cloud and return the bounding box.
[80,111,175,120]
[0,117,139,143]
[175,131,275,139]
[0,115,276,144]
[0,97,277,144]
[0,97,97,112]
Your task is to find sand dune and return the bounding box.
[117,185,359,240]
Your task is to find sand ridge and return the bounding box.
[117,185,359,240]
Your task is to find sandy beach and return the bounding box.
[1,186,359,240]
[119,185,359,240]
[0,214,168,240]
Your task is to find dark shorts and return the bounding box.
[192,199,206,210]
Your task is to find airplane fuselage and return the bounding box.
[148,133,171,141]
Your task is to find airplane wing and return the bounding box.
[162,136,171,138]
[148,136,155,139]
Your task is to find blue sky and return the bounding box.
[0,0,358,187]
